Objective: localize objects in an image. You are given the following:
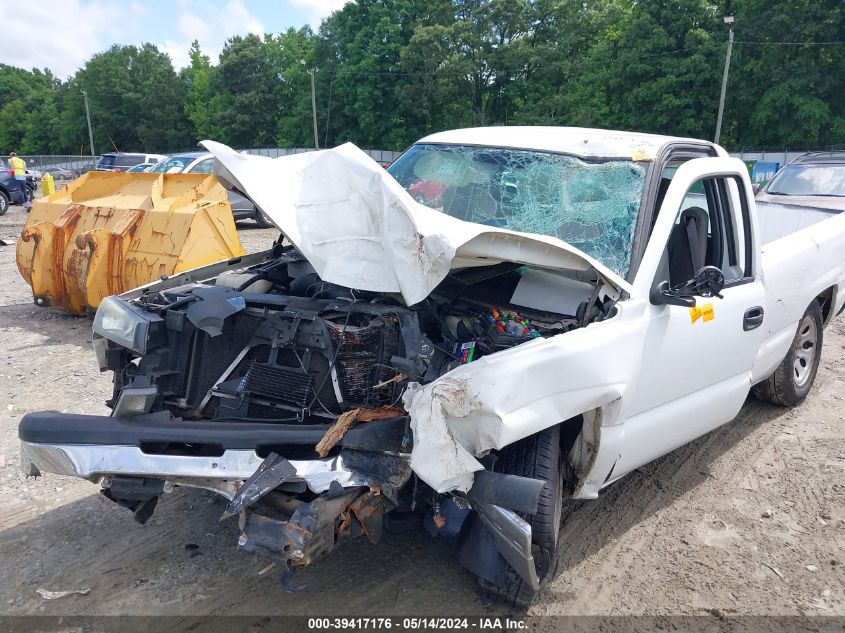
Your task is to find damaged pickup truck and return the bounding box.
[19,127,845,606]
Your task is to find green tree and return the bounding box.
[565,0,724,138]
[316,0,429,149]
[727,0,845,147]
[182,40,223,141]
[213,34,281,147]
[266,27,317,147]
[59,44,191,153]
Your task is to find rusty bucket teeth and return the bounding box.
[15,171,246,315]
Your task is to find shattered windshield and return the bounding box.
[387,144,647,276]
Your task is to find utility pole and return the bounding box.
[301,60,319,149]
[81,90,96,166]
[714,16,735,145]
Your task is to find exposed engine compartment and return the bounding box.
[104,242,617,428]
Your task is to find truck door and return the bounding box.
[616,157,765,476]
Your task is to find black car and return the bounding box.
[96,152,167,172]
[0,171,30,214]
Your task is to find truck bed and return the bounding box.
[756,200,843,245]
[752,198,845,384]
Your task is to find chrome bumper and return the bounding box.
[20,441,367,498]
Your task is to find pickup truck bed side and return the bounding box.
[752,205,845,384]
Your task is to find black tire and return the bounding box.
[480,425,563,607]
[752,301,823,407]
[25,185,34,202]
[0,190,9,215]
[254,209,275,228]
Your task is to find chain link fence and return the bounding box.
[241,147,402,164]
[7,148,403,180]
[4,155,98,182]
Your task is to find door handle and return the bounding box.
[744,306,764,331]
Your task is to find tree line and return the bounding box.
[1,0,843,155]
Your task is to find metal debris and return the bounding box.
[339,489,389,544]
[222,453,297,519]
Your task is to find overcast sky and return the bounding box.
[0,0,349,78]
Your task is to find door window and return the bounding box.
[665,175,749,287]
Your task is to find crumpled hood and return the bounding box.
[201,141,631,305]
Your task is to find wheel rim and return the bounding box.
[793,315,818,388]
[0,196,7,212]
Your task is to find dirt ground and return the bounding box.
[0,202,843,618]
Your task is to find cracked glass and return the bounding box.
[388,144,647,276]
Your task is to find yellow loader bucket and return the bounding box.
[16,171,247,315]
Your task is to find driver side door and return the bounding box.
[615,157,765,476]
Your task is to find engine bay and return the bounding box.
[103,243,617,427]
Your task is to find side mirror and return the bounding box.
[650,266,726,307]
[651,280,696,307]
[751,182,761,195]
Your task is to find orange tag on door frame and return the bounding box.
[689,303,714,324]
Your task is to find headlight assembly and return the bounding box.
[92,296,164,354]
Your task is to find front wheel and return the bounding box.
[753,301,823,406]
[0,190,9,215]
[255,209,275,228]
[479,425,563,607]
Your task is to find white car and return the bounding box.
[19,127,845,606]
[148,151,274,227]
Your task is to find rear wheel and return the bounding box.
[0,190,9,215]
[753,301,823,406]
[479,425,563,607]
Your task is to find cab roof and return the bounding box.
[417,126,709,160]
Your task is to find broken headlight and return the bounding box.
[93,296,164,354]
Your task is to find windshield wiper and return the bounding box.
[765,191,790,195]
[805,193,845,197]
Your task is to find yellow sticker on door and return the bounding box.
[690,303,715,323]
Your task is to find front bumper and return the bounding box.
[20,410,542,590]
[20,442,366,497]
[19,411,409,498]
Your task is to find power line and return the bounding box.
[337,44,722,78]
[735,40,845,46]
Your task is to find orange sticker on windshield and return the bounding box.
[690,304,715,324]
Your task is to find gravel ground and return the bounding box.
[0,202,843,618]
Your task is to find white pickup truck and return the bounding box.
[19,127,845,606]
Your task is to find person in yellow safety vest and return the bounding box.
[8,152,28,204]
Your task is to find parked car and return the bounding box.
[19,128,845,607]
[3,168,36,203]
[73,164,96,178]
[148,151,273,227]
[124,162,156,173]
[96,152,167,172]
[0,170,29,214]
[43,166,75,179]
[756,151,845,210]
